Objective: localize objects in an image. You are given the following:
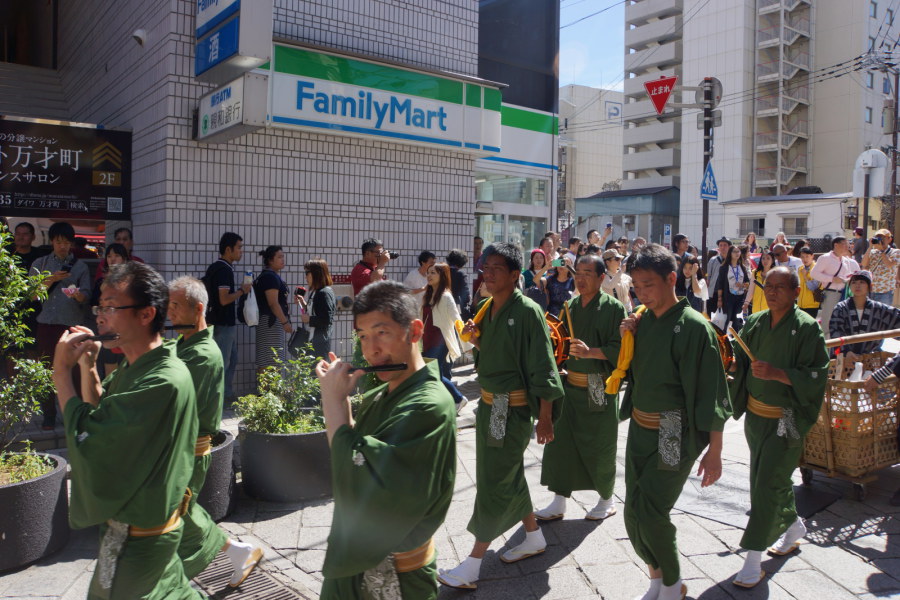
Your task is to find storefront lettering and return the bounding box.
[296,80,448,132]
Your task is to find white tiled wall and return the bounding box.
[55,0,480,394]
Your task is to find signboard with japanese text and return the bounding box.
[195,0,272,84]
[644,75,678,115]
[196,72,267,143]
[0,118,131,220]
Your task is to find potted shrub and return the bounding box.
[234,349,332,502]
[196,429,237,522]
[0,227,69,571]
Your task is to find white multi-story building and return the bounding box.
[558,84,624,223]
[623,0,900,245]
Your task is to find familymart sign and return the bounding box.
[269,44,502,154]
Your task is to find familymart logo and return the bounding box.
[296,80,449,132]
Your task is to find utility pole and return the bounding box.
[701,77,714,260]
[893,68,899,231]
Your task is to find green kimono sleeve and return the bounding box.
[323,386,456,579]
[64,375,197,530]
[684,321,732,437]
[522,301,565,409]
[597,299,626,366]
[779,319,829,430]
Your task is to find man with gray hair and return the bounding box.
[168,276,263,587]
[727,266,827,587]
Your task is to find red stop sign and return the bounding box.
[644,75,678,115]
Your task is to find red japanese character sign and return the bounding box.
[644,76,678,116]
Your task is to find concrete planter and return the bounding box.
[0,453,70,572]
[197,430,236,522]
[239,426,332,502]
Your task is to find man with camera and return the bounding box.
[351,238,397,295]
[861,229,900,305]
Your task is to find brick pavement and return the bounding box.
[3,364,900,599]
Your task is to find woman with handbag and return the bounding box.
[716,244,750,329]
[254,245,292,372]
[422,262,470,411]
[298,258,336,359]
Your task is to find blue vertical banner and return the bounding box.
[195,16,240,76]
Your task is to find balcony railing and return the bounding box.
[755,167,777,182]
[756,131,779,147]
[784,84,809,102]
[784,118,809,135]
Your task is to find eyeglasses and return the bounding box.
[92,304,147,316]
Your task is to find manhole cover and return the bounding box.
[193,553,305,599]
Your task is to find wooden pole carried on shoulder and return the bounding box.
[825,328,900,349]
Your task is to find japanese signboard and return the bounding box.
[195,0,272,85]
[644,75,678,116]
[196,72,267,143]
[0,118,131,220]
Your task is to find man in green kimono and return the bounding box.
[622,244,731,600]
[439,243,565,590]
[536,253,626,521]
[52,262,203,600]
[167,276,263,587]
[315,280,457,599]
[728,267,828,588]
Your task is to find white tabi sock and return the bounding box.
[658,578,685,600]
[524,527,545,548]
[442,555,481,584]
[772,517,806,552]
[633,577,661,600]
[535,494,566,518]
[224,540,255,570]
[735,550,762,583]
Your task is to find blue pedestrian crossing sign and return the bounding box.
[700,162,718,201]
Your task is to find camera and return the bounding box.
[388,251,400,260]
[295,286,307,296]
[606,223,612,229]
[871,237,883,246]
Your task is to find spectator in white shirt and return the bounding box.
[772,244,803,275]
[809,236,860,338]
[403,250,435,295]
[600,249,633,312]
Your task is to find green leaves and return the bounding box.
[0,226,54,453]
[234,345,325,434]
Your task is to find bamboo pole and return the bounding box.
[825,328,900,349]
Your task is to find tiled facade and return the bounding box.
[52,0,481,393]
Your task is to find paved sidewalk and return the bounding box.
[4,364,900,599]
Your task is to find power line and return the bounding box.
[565,0,713,122]
[561,0,627,29]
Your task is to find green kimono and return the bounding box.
[541,292,625,498]
[64,342,202,600]
[622,299,731,586]
[729,307,828,551]
[468,289,565,542]
[175,326,228,578]
[321,360,456,600]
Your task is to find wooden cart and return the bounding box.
[799,344,900,500]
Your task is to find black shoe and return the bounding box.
[890,487,900,507]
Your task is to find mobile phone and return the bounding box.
[552,258,565,267]
[61,264,73,272]
[606,223,612,229]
